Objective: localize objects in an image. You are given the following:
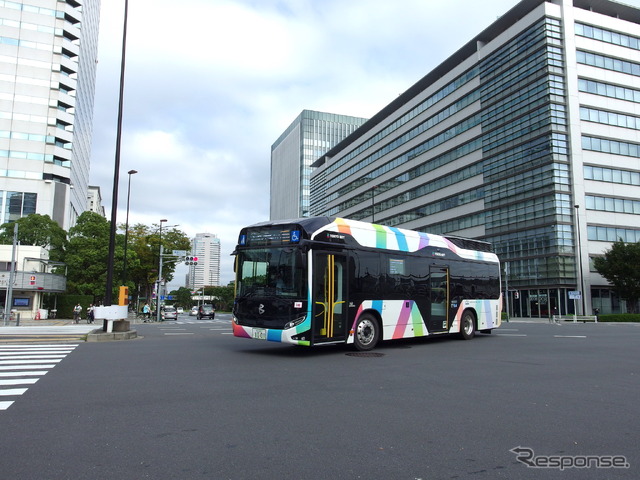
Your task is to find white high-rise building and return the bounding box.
[0,0,101,229]
[187,233,221,288]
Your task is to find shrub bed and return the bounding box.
[596,314,640,323]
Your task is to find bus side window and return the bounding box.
[355,251,380,295]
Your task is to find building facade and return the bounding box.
[0,245,65,321]
[271,110,367,220]
[87,185,104,216]
[0,0,101,229]
[187,233,221,289]
[310,0,640,316]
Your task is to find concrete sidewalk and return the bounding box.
[2,317,81,327]
[0,316,138,342]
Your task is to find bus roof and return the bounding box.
[240,217,498,263]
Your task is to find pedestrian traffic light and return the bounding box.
[118,285,129,306]
[185,256,199,265]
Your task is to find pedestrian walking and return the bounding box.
[73,303,82,324]
[87,304,94,324]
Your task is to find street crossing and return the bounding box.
[0,344,79,411]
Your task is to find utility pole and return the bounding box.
[3,223,18,325]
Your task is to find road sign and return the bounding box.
[568,290,582,300]
[173,250,187,256]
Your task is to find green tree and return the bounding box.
[170,287,195,308]
[125,223,190,305]
[0,214,68,262]
[593,240,640,313]
[65,211,115,300]
[207,285,235,311]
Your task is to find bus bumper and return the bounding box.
[232,319,311,346]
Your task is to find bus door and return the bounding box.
[428,266,449,333]
[312,253,347,344]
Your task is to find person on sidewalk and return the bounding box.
[87,304,94,324]
[73,303,82,324]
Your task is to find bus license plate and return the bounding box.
[252,328,266,340]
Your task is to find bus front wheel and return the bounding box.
[354,314,379,351]
[460,310,476,340]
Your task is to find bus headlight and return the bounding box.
[284,316,306,330]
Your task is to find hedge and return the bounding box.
[44,294,94,320]
[596,314,640,323]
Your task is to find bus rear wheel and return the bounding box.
[460,310,476,340]
[354,314,379,351]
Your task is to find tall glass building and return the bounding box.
[271,110,367,220]
[310,0,640,316]
[187,233,221,288]
[0,0,100,229]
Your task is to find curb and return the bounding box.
[86,328,138,342]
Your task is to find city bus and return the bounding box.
[232,217,501,350]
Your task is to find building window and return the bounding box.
[577,50,640,76]
[576,23,640,51]
[580,106,640,130]
[585,195,640,214]
[0,191,37,223]
[582,136,640,158]
[578,78,640,103]
[584,165,640,185]
[587,225,640,243]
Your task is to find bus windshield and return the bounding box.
[237,247,306,298]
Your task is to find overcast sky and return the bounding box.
[90,0,640,287]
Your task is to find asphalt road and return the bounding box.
[1,316,638,479]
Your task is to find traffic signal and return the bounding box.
[118,285,129,306]
[185,256,199,265]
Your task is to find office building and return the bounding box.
[271,110,367,220]
[87,185,104,216]
[187,233,221,288]
[0,0,101,229]
[310,0,640,316]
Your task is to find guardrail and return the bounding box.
[552,315,598,323]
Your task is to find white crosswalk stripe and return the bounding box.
[0,344,79,411]
[171,320,219,324]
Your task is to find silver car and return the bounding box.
[162,306,178,321]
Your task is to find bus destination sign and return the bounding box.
[241,227,301,246]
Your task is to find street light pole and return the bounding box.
[104,0,129,309]
[156,219,167,323]
[122,169,137,286]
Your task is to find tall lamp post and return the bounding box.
[156,219,167,323]
[121,169,137,286]
[104,0,129,311]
